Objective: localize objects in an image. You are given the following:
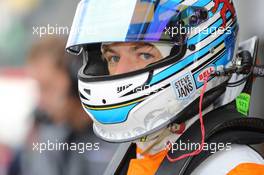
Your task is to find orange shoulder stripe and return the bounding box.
[227,163,264,175]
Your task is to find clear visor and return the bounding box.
[66,0,208,76]
[65,0,206,54]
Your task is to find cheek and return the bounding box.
[136,59,154,69]
[107,64,118,75]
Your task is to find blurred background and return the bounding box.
[0,1,118,175]
[0,0,263,175]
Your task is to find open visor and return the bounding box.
[66,0,208,76]
[66,0,210,53]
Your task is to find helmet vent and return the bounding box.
[84,89,91,95]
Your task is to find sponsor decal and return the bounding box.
[197,66,215,83]
[117,84,132,93]
[172,73,196,100]
[133,85,151,93]
[236,93,251,116]
[212,0,236,28]
[194,64,217,88]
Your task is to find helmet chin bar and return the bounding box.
[90,71,242,143]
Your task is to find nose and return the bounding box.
[114,55,137,75]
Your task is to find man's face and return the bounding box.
[101,42,163,75]
[27,55,70,123]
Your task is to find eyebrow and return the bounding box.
[133,43,154,51]
[102,43,155,55]
[102,45,116,55]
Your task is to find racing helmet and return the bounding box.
[66,0,239,142]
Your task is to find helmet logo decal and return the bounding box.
[212,0,236,28]
[198,66,215,83]
[171,72,196,100]
[117,84,133,93]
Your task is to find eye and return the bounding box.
[107,56,120,65]
[139,53,154,61]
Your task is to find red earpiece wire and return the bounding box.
[166,74,210,162]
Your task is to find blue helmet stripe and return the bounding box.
[149,24,237,85]
[86,103,138,124]
[193,0,212,7]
